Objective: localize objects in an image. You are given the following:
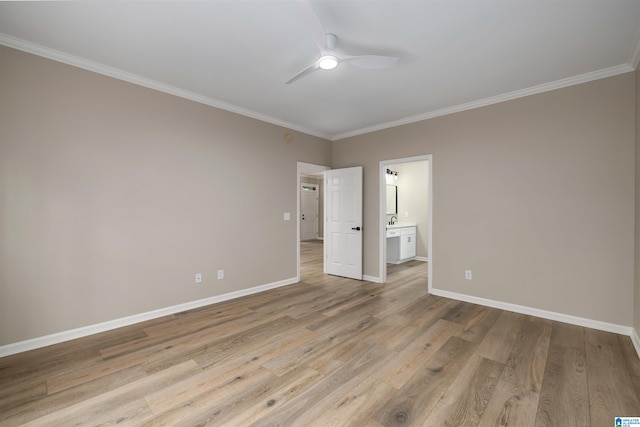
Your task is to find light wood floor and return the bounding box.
[2,239,640,426]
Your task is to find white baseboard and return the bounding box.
[415,256,429,262]
[363,275,382,283]
[387,256,423,265]
[631,328,640,360]
[4,279,637,360]
[430,287,634,337]
[0,277,298,358]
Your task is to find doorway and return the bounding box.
[300,183,319,241]
[379,155,432,287]
[297,162,330,281]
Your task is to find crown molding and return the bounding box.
[0,33,331,141]
[2,33,634,143]
[332,63,634,141]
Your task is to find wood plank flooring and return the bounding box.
[1,239,639,426]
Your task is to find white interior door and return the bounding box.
[325,166,363,280]
[300,183,318,240]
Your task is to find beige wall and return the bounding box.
[0,46,331,345]
[1,43,637,347]
[333,73,635,326]
[635,65,640,336]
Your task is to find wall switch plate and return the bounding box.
[284,212,291,221]
[404,212,409,218]
[465,270,472,280]
[195,273,202,284]
[217,269,224,280]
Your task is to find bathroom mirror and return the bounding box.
[386,185,397,215]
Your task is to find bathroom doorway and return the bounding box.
[379,155,432,287]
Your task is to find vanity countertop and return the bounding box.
[386,222,416,229]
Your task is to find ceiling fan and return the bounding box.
[286,0,399,84]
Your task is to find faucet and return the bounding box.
[389,215,398,225]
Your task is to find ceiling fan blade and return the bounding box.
[343,55,399,70]
[286,61,320,84]
[296,0,328,53]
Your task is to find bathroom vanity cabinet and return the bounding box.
[386,224,416,263]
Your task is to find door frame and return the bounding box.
[297,162,330,281]
[379,155,433,289]
[300,181,319,240]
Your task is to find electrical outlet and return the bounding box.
[217,269,224,280]
[465,270,472,280]
[195,273,202,284]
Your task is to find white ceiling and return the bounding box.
[1,1,639,140]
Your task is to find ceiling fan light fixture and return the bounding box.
[318,55,338,70]
[286,0,398,84]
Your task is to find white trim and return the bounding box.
[414,256,429,262]
[2,34,634,143]
[388,257,418,265]
[631,328,640,360]
[0,33,330,141]
[0,277,297,358]
[333,64,633,141]
[363,275,382,283]
[430,287,633,337]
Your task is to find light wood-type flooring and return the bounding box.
[1,239,640,426]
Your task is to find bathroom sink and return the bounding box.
[386,222,416,229]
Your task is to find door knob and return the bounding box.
[351,226,361,231]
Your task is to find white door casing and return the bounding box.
[324,167,363,280]
[300,183,318,241]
